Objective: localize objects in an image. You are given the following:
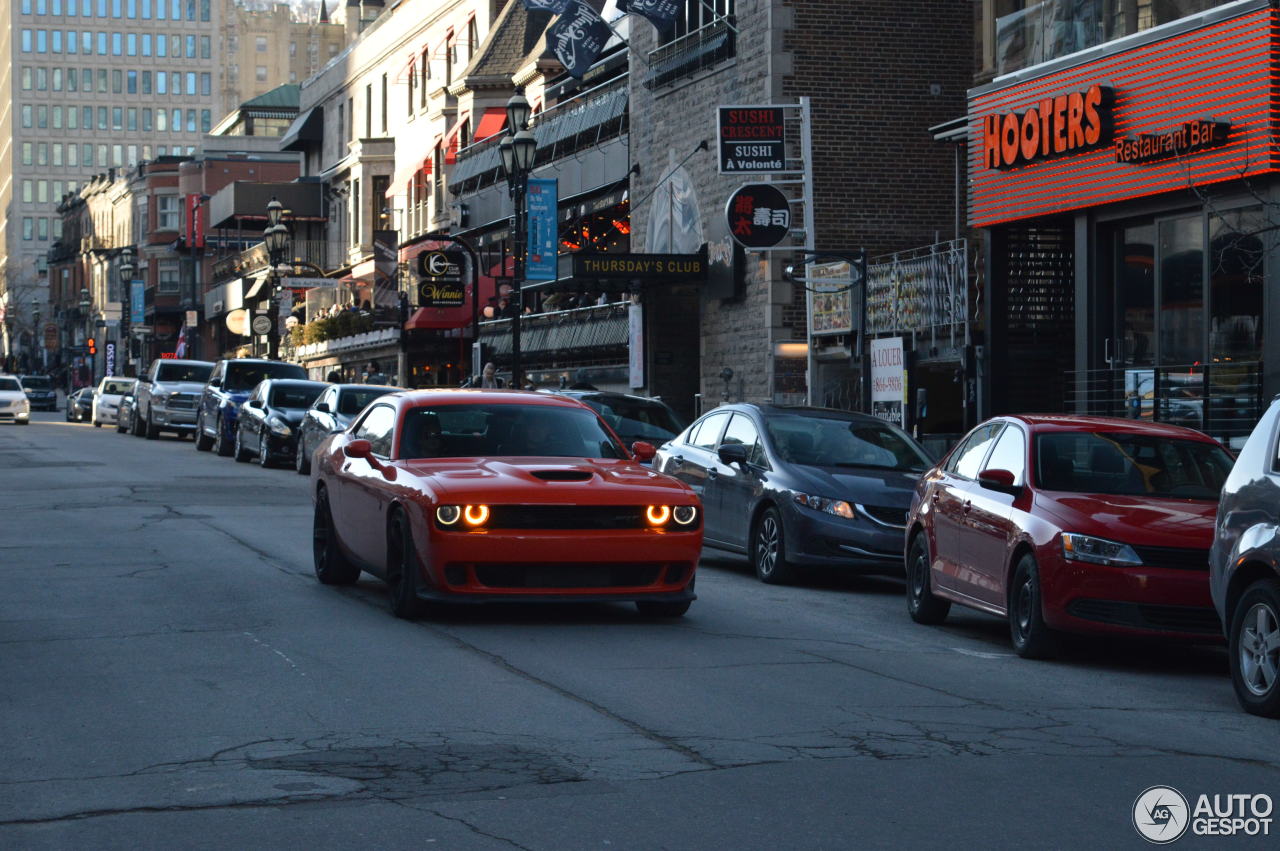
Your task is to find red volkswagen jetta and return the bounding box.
[904,415,1234,657]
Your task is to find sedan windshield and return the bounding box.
[100,380,134,395]
[576,395,684,442]
[1036,431,1233,499]
[0,378,21,391]
[269,385,324,410]
[225,362,306,391]
[765,412,931,471]
[400,404,627,460]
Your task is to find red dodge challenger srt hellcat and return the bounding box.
[310,389,703,618]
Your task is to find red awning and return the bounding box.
[404,307,469,331]
[473,107,506,142]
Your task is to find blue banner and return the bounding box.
[525,178,559,282]
[130,280,145,325]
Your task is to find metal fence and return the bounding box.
[1066,361,1264,449]
[865,239,969,347]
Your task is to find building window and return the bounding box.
[37,105,48,128]
[186,109,195,132]
[53,144,62,166]
[52,68,62,90]
[646,0,736,89]
[185,34,194,57]
[157,70,166,93]
[21,67,32,90]
[142,107,151,130]
[186,71,195,94]
[200,35,209,58]
[21,105,32,127]
[381,73,388,134]
[200,72,209,95]
[156,108,166,131]
[37,144,48,166]
[38,180,48,203]
[127,69,136,92]
[289,40,296,56]
[365,83,372,138]
[67,144,78,166]
[38,218,49,240]
[112,31,121,54]
[22,144,33,166]
[200,109,210,132]
[21,30,31,52]
[171,107,181,133]
[127,106,136,130]
[98,106,107,129]
[157,195,179,230]
[23,218,33,241]
[255,65,267,81]
[158,264,180,292]
[22,181,33,203]
[255,35,267,52]
[467,17,478,59]
[52,106,62,129]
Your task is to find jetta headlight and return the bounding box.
[1061,533,1143,566]
[267,416,292,436]
[792,492,855,519]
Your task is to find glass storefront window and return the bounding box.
[1158,215,1204,365]
[1118,222,1155,366]
[1210,206,1264,363]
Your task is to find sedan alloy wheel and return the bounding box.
[752,507,797,584]
[1231,578,1280,717]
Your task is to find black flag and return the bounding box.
[617,0,680,29]
[546,1,611,80]
[522,0,574,13]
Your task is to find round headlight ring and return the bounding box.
[646,505,671,526]
[436,505,461,526]
[463,504,490,526]
[673,505,697,526]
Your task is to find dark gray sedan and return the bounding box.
[1211,398,1280,717]
[653,404,932,583]
[294,383,400,474]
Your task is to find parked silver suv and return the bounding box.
[132,358,214,439]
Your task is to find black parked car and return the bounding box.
[65,387,94,422]
[550,389,685,456]
[233,378,328,467]
[194,358,308,456]
[1210,397,1280,717]
[653,404,932,583]
[294,383,400,474]
[20,374,57,411]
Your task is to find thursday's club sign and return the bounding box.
[546,1,611,79]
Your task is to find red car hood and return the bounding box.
[398,457,696,504]
[1035,492,1217,548]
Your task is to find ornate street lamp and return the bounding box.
[499,89,536,390]
[263,197,291,359]
[118,247,135,374]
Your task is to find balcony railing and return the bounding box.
[211,239,336,283]
[645,15,736,90]
[478,300,630,358]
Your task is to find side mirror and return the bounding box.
[717,443,750,466]
[977,468,1020,494]
[208,377,222,388]
[344,439,373,459]
[315,402,330,414]
[631,440,657,462]
[248,399,264,409]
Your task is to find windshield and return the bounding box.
[156,363,213,383]
[269,384,324,410]
[765,412,932,471]
[577,395,684,442]
[225,361,306,391]
[100,380,135,395]
[399,404,627,460]
[21,376,52,389]
[338,388,395,416]
[0,378,21,391]
[1036,431,1234,499]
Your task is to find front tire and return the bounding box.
[636,600,691,618]
[144,410,160,440]
[313,489,360,585]
[233,427,251,462]
[214,416,233,457]
[752,507,798,584]
[907,533,950,624]
[116,415,128,433]
[295,436,311,475]
[1009,553,1058,659]
[1229,578,1280,718]
[258,430,273,468]
[194,413,214,451]
[386,512,426,619]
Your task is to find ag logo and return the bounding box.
[1133,786,1190,844]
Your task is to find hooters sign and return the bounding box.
[982,84,1112,169]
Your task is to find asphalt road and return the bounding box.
[2,409,1277,850]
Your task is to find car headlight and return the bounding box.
[792,492,855,520]
[646,505,672,526]
[267,416,292,436]
[673,505,698,526]
[435,505,489,528]
[1060,533,1143,566]
[153,391,170,404]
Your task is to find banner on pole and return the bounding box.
[526,178,559,282]
[130,280,145,325]
[547,1,610,79]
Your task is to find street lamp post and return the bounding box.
[78,286,91,383]
[498,89,536,390]
[263,197,290,360]
[118,246,135,376]
[32,303,41,371]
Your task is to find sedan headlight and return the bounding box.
[435,505,489,528]
[792,492,855,520]
[267,416,292,436]
[1060,533,1143,566]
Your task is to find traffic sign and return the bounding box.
[132,325,153,335]
[251,314,273,335]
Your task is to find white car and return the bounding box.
[92,376,137,427]
[0,375,31,425]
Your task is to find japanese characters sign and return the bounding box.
[718,107,786,173]
[725,183,791,249]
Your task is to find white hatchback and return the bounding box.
[92,377,137,427]
[0,375,31,424]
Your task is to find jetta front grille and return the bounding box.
[1131,545,1210,571]
[1067,599,1220,635]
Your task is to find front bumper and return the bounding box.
[262,431,299,459]
[785,506,906,572]
[152,407,198,430]
[0,410,30,422]
[417,525,702,600]
[1041,550,1220,640]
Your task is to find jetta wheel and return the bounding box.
[1230,578,1280,717]
[907,533,950,625]
[313,488,360,585]
[1009,553,1057,659]
[752,507,797,584]
[386,511,425,619]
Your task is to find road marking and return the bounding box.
[950,647,1014,659]
[244,631,305,675]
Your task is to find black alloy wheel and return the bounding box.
[214,416,233,457]
[752,506,798,584]
[906,533,951,625]
[386,511,426,619]
[1229,578,1280,718]
[258,428,273,468]
[194,412,214,451]
[312,488,360,585]
[1009,552,1058,659]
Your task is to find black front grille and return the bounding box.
[861,505,908,527]
[472,563,665,589]
[485,505,649,530]
[1132,545,1210,571]
[1067,599,1221,635]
